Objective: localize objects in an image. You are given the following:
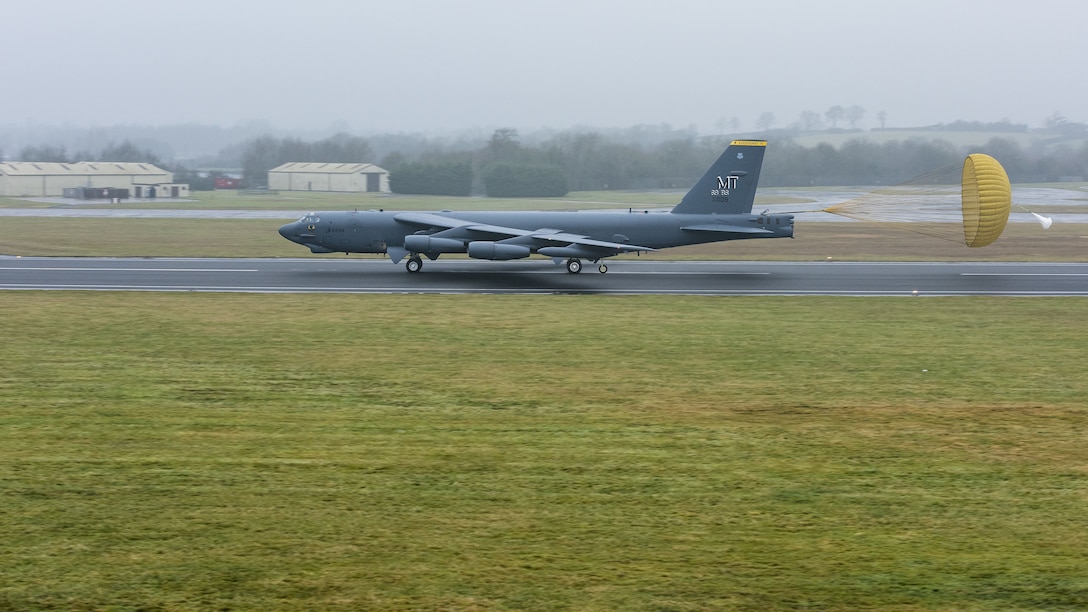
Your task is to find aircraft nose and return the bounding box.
[278,222,295,241]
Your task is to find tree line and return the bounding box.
[9,126,1088,193]
[763,137,1088,185]
[373,128,736,196]
[238,133,373,185]
[14,141,164,166]
[363,128,1088,194]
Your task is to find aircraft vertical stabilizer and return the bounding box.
[671,140,766,215]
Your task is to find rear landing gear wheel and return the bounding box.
[565,258,582,274]
[598,264,608,274]
[406,256,423,273]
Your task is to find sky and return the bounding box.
[4,0,1086,134]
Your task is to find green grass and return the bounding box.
[2,293,1087,610]
[0,218,295,258]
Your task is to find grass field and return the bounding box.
[2,184,1085,261]
[2,293,1087,610]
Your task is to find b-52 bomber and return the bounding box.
[278,140,793,273]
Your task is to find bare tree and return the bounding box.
[99,140,162,165]
[1044,111,1068,130]
[825,105,845,129]
[486,128,522,163]
[877,110,887,129]
[755,112,776,132]
[845,106,866,129]
[799,110,823,131]
[18,144,70,162]
[715,117,738,134]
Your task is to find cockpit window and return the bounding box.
[297,214,320,223]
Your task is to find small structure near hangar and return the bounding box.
[0,161,183,198]
[268,162,390,193]
[62,186,130,201]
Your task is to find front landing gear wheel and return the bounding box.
[406,256,423,273]
[565,258,582,274]
[598,264,608,274]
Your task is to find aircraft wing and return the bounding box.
[530,231,654,252]
[681,224,775,235]
[394,212,655,253]
[395,212,533,238]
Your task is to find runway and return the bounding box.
[2,257,1087,296]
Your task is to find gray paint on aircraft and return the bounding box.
[278,141,794,273]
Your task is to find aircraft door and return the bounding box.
[349,211,389,254]
[326,216,350,251]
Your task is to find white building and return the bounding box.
[268,162,390,193]
[0,161,183,197]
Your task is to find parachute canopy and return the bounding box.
[962,153,1011,247]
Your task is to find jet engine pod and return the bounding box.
[467,241,531,260]
[403,235,466,253]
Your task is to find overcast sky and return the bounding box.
[5,0,1085,133]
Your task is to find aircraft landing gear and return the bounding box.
[406,255,423,273]
[598,264,608,273]
[565,258,582,274]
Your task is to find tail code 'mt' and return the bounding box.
[671,140,766,215]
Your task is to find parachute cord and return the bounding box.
[1013,203,1054,228]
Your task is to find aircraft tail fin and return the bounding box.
[671,140,767,215]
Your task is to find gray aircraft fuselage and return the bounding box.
[277,140,794,273]
[279,209,794,255]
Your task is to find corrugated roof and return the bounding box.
[0,162,169,176]
[268,162,387,174]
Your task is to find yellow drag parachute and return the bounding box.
[961,153,1011,247]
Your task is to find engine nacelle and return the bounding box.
[467,241,531,260]
[403,235,466,253]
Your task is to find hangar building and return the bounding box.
[268,162,390,193]
[0,162,188,198]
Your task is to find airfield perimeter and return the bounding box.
[2,187,1088,610]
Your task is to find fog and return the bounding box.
[3,0,1086,133]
